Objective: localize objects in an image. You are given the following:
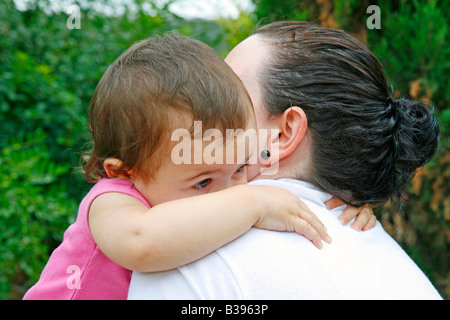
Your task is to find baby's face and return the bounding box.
[133,130,255,206]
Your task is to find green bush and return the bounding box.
[0,131,78,299]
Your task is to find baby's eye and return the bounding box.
[194,178,211,189]
[235,164,247,174]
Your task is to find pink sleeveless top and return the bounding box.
[23,178,151,300]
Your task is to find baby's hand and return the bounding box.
[325,198,376,231]
[248,186,332,249]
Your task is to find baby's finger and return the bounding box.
[362,215,377,231]
[338,206,358,226]
[351,205,372,231]
[292,219,323,249]
[296,201,331,244]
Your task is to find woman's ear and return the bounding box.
[275,106,308,161]
[103,158,133,180]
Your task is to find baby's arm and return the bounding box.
[89,185,331,273]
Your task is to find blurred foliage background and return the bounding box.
[0,0,448,299]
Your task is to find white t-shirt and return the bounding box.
[128,179,442,300]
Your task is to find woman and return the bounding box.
[230,21,439,207]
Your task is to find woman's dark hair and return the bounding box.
[254,21,440,206]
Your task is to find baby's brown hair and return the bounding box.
[83,33,254,182]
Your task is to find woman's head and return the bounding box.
[227,21,439,206]
[84,33,256,204]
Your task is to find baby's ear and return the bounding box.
[103,158,132,180]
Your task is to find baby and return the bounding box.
[24,33,371,300]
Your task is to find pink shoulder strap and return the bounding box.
[78,178,151,244]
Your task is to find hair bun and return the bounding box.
[390,98,439,199]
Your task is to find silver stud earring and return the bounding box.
[261,149,271,160]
